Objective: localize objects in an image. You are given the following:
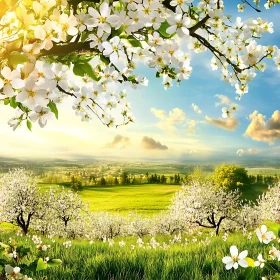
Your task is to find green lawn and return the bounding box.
[38,184,181,215]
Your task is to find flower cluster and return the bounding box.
[0,0,279,129]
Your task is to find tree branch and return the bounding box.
[40,42,97,57]
[189,15,210,35]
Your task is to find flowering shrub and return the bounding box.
[0,0,279,129]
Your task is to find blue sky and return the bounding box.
[1,1,280,162]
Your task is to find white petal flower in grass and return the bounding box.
[222,245,248,270]
[255,225,276,244]
[268,246,280,260]
[5,265,23,279]
[254,254,266,268]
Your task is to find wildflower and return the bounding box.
[63,241,72,248]
[222,245,248,270]
[254,254,265,268]
[268,246,280,260]
[255,225,276,244]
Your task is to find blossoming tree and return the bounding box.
[169,181,242,235]
[0,0,279,130]
[0,169,47,235]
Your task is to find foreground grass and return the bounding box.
[1,228,279,280]
[38,184,181,215]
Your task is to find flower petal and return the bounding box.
[239,250,248,259]
[261,225,267,234]
[222,256,232,264]
[238,259,248,268]
[230,246,238,257]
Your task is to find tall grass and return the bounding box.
[0,231,277,280]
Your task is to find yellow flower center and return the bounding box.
[99,16,106,23]
[27,90,36,98]
[62,23,69,31]
[38,72,45,78]
[177,22,183,28]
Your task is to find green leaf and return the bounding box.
[126,36,142,48]
[10,96,19,109]
[127,75,136,81]
[8,51,28,68]
[0,248,5,256]
[47,101,58,119]
[4,98,10,105]
[26,120,32,131]
[158,21,174,38]
[47,259,62,267]
[99,55,110,65]
[36,258,48,272]
[243,267,256,280]
[73,62,100,81]
[0,258,7,265]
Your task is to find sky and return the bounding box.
[1,2,280,162]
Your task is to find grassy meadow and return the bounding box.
[1,164,278,280]
[38,183,181,215]
[1,224,280,280]
[37,182,268,216]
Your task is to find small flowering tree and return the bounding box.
[0,169,47,235]
[0,0,279,129]
[257,183,280,222]
[46,187,87,234]
[170,181,242,235]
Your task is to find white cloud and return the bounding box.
[205,115,239,131]
[150,108,166,119]
[215,94,237,107]
[191,103,202,114]
[236,148,260,156]
[141,136,168,150]
[244,110,280,144]
[151,107,186,134]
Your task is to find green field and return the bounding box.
[246,167,280,176]
[37,182,270,216]
[1,223,280,280]
[38,184,181,215]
